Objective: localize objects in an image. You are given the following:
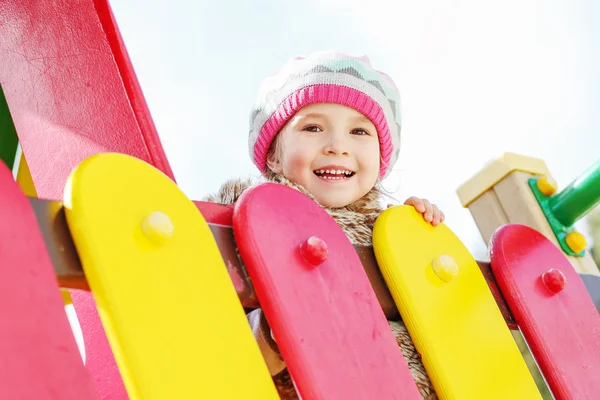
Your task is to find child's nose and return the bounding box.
[324,134,350,156]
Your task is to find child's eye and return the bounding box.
[303,125,322,132]
[351,128,370,136]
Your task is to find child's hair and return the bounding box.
[263,134,284,181]
[248,50,402,181]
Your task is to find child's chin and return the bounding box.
[315,193,354,208]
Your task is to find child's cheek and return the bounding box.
[283,150,311,181]
[290,149,312,169]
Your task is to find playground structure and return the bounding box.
[457,153,600,275]
[1,1,600,399]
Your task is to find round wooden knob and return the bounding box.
[300,236,328,267]
[542,268,566,293]
[432,255,458,282]
[536,175,557,196]
[565,231,587,254]
[142,211,174,244]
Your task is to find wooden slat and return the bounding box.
[234,183,421,400]
[0,161,99,399]
[64,153,278,399]
[491,224,600,399]
[373,205,541,399]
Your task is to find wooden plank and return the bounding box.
[466,189,509,244]
[0,0,175,200]
[491,224,600,399]
[493,171,551,237]
[0,160,99,399]
[373,205,541,399]
[29,198,89,290]
[64,153,278,399]
[30,196,521,330]
[27,196,403,319]
[233,183,421,400]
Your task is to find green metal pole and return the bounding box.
[548,159,600,227]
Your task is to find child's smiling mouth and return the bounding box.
[313,167,356,181]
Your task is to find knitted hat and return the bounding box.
[248,50,401,179]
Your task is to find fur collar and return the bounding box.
[204,174,385,246]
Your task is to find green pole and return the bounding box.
[548,159,600,227]
[0,85,20,170]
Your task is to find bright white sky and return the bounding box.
[109,0,600,259]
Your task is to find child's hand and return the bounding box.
[402,196,445,226]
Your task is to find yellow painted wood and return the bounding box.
[63,153,278,400]
[61,289,73,305]
[16,151,37,197]
[373,205,541,400]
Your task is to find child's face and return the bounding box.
[267,103,381,208]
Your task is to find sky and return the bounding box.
[108,0,600,260]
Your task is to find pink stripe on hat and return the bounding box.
[253,84,393,178]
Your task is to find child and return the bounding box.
[205,50,443,399]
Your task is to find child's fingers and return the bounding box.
[422,199,433,222]
[432,207,444,226]
[403,197,445,226]
[404,196,426,213]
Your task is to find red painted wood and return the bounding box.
[0,0,175,201]
[0,3,175,399]
[93,0,172,175]
[491,224,600,400]
[70,290,129,400]
[194,200,234,226]
[233,183,421,400]
[0,162,99,399]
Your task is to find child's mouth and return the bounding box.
[313,169,356,180]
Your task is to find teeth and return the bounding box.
[314,169,354,178]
